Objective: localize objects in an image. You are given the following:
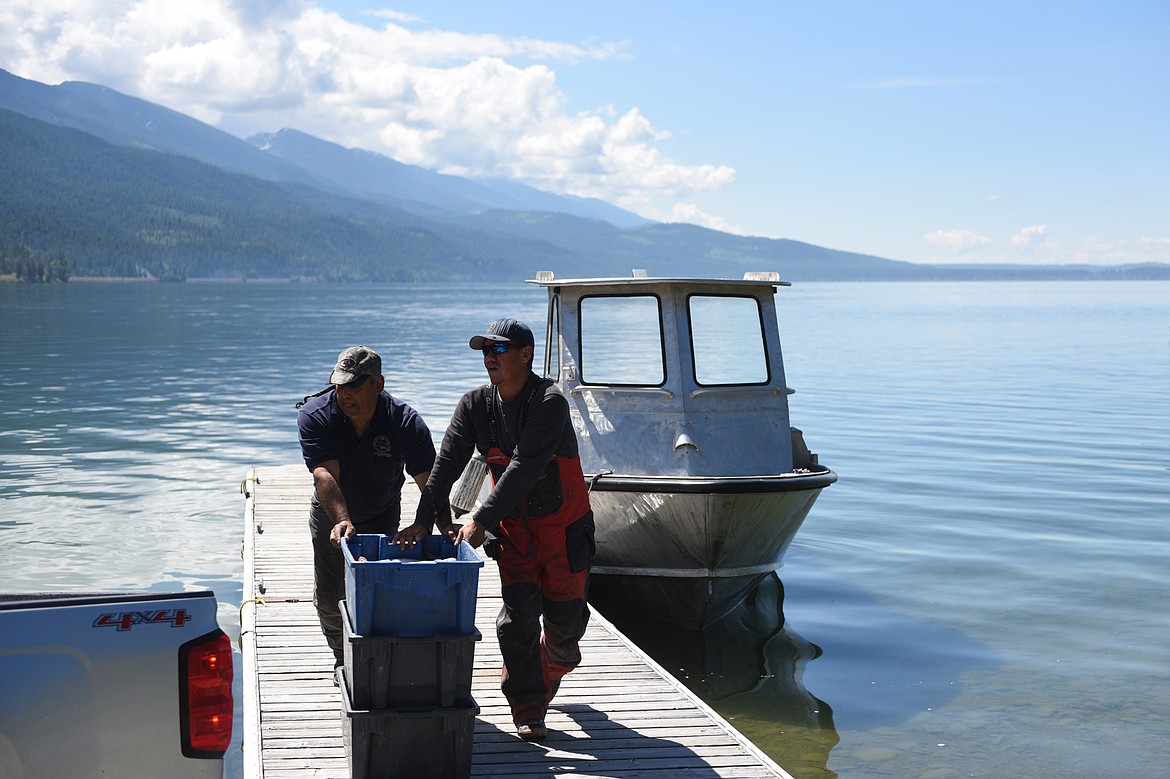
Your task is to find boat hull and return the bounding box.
[585,468,835,629]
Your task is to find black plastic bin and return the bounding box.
[341,599,480,710]
[337,667,478,779]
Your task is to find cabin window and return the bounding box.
[545,294,561,381]
[579,295,665,385]
[688,295,770,385]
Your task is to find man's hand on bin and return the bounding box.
[329,519,355,548]
[392,522,430,547]
[435,521,461,543]
[453,517,487,550]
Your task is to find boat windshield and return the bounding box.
[688,295,770,386]
[579,295,665,385]
[574,291,771,389]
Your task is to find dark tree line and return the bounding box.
[0,244,71,282]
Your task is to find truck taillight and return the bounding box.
[179,629,234,758]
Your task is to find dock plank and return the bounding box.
[241,464,791,779]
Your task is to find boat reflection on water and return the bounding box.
[591,571,841,779]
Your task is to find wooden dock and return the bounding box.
[240,464,793,778]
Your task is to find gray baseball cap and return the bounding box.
[329,346,382,384]
[469,318,535,350]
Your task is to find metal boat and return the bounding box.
[528,270,836,629]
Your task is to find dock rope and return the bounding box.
[238,595,313,650]
[239,475,259,498]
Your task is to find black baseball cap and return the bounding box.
[468,318,535,350]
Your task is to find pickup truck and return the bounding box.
[0,590,233,779]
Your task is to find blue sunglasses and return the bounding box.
[481,342,521,355]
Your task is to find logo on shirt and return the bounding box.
[372,435,395,458]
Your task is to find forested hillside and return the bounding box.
[1,107,915,282]
[0,109,569,280]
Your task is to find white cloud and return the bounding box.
[920,230,1170,266]
[1137,236,1170,252]
[923,229,992,251]
[0,0,730,222]
[367,9,425,25]
[1067,236,1170,266]
[667,204,743,235]
[1010,224,1049,249]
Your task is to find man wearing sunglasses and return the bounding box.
[297,345,447,674]
[403,318,596,742]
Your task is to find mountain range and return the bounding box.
[2,68,1166,282]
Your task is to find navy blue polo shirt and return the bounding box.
[297,390,437,525]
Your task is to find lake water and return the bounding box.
[1,279,1167,778]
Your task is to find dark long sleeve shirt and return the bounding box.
[415,372,578,534]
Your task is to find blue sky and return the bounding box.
[2,1,1167,265]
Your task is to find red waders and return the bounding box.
[486,446,593,726]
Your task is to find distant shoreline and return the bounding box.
[68,276,301,284]
[6,269,1169,285]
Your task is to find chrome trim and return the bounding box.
[689,385,783,398]
[586,468,837,494]
[570,386,675,398]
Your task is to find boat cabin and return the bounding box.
[530,270,807,481]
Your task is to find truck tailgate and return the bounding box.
[0,591,231,779]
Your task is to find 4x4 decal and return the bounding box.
[93,609,192,631]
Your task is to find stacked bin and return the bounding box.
[339,534,484,779]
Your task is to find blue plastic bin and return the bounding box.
[342,534,483,637]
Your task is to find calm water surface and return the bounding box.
[1,279,1167,778]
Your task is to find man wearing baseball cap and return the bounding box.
[297,345,449,674]
[403,318,595,742]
